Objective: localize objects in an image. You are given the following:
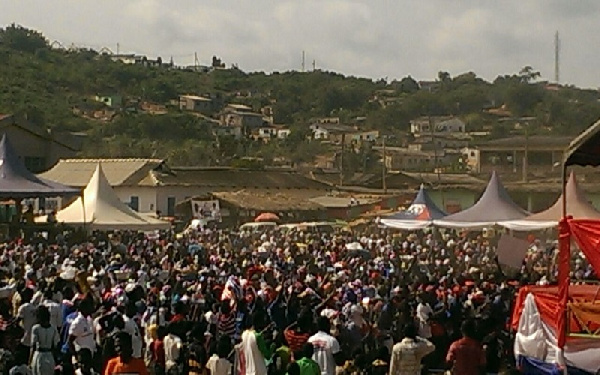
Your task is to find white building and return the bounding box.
[410,116,466,136]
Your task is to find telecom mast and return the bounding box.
[554,31,560,83]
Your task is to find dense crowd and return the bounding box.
[0,223,585,375]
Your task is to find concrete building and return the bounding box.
[179,95,213,114]
[475,135,571,179]
[410,116,466,136]
[309,123,355,141]
[0,114,84,173]
[94,95,122,109]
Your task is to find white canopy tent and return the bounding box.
[48,164,170,231]
[501,172,600,231]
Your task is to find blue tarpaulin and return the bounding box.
[517,356,593,375]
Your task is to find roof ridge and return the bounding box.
[60,158,164,163]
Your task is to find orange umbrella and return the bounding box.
[255,212,279,222]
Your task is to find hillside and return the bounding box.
[2,24,600,169]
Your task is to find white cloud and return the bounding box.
[0,0,599,87]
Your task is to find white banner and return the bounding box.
[191,200,221,221]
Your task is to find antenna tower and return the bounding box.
[554,31,560,83]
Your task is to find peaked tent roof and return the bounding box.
[434,171,528,228]
[381,184,446,230]
[0,134,78,198]
[502,172,600,230]
[55,164,169,231]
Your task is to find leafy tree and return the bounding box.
[518,66,541,83]
[0,24,47,53]
[396,76,420,93]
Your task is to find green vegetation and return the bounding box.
[1,24,600,169]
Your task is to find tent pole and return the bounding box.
[561,164,567,218]
[81,189,86,235]
[559,162,568,375]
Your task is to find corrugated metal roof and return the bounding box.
[213,189,325,211]
[152,168,329,189]
[309,196,380,208]
[39,159,164,187]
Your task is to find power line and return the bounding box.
[554,31,560,83]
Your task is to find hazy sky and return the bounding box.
[2,1,599,88]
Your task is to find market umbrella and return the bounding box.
[255,212,279,222]
[345,242,371,260]
[345,242,364,251]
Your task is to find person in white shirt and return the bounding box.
[308,316,342,375]
[17,288,36,355]
[41,290,62,331]
[389,323,435,375]
[163,324,182,374]
[122,303,143,359]
[206,336,233,375]
[416,297,433,339]
[69,297,96,355]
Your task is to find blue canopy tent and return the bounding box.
[0,134,78,199]
[380,184,446,230]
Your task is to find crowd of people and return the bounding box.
[0,222,583,375]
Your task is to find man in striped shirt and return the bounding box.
[217,301,236,340]
[284,313,313,354]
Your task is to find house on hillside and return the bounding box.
[0,114,84,173]
[410,116,466,136]
[109,54,164,67]
[309,123,355,140]
[219,104,268,135]
[213,125,243,139]
[179,95,213,114]
[251,125,290,142]
[94,95,122,109]
[344,130,379,145]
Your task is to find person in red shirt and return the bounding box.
[170,302,186,323]
[446,320,486,375]
[150,327,166,375]
[104,332,149,375]
[284,313,312,354]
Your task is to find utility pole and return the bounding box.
[116,43,120,55]
[312,60,316,71]
[429,115,445,209]
[339,133,345,187]
[522,124,529,182]
[382,136,387,194]
[302,51,305,72]
[554,31,560,83]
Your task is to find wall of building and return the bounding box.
[156,186,209,216]
[428,189,477,214]
[113,186,157,213]
[2,126,76,173]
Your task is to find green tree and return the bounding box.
[0,24,48,53]
[396,76,420,93]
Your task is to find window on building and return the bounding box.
[167,197,176,217]
[129,196,139,211]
